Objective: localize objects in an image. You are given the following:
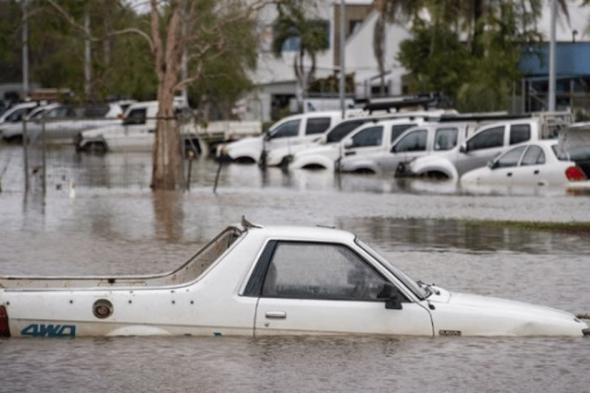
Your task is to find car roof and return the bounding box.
[247,225,356,244]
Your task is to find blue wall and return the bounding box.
[519,42,590,77]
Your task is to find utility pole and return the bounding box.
[22,0,30,193]
[22,0,29,98]
[548,0,557,111]
[84,6,92,98]
[339,0,346,118]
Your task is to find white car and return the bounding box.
[0,102,40,130]
[77,100,194,153]
[291,118,422,172]
[1,103,60,142]
[1,220,587,338]
[461,140,588,189]
[270,110,452,169]
[339,122,469,175]
[2,103,122,144]
[408,118,548,180]
[218,111,342,164]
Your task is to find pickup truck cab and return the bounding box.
[273,110,450,169]
[1,220,587,338]
[408,118,549,180]
[339,122,469,175]
[77,99,193,153]
[290,118,429,172]
[218,111,341,164]
[77,101,159,152]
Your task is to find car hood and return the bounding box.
[429,290,586,336]
[82,124,125,138]
[294,143,338,158]
[225,136,263,151]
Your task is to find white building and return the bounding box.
[239,0,590,122]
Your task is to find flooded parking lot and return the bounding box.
[1,145,589,392]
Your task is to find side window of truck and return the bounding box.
[124,108,147,125]
[350,126,383,148]
[392,130,427,153]
[305,117,332,135]
[326,120,366,143]
[466,126,504,151]
[390,124,416,142]
[270,119,300,139]
[434,127,459,151]
[509,124,531,145]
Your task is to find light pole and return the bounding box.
[339,0,346,118]
[548,0,557,112]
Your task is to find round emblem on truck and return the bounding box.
[93,299,113,319]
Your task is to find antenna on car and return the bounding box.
[241,215,262,229]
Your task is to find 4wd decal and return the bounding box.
[21,324,77,337]
[439,329,462,336]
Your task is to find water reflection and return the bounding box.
[152,191,184,241]
[338,216,590,255]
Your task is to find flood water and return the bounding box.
[1,145,589,392]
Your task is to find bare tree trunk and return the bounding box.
[150,0,184,190]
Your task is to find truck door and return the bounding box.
[456,125,506,176]
[250,241,433,336]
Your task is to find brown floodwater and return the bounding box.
[0,145,589,392]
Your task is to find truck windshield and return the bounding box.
[355,238,429,299]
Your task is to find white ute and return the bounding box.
[408,114,573,180]
[0,220,587,338]
[218,111,342,164]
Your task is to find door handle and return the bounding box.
[265,311,287,319]
[533,170,540,175]
[344,151,356,156]
[507,172,512,177]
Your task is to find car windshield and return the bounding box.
[355,238,429,299]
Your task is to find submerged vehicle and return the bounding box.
[0,220,588,338]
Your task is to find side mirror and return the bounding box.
[487,160,496,169]
[377,283,403,310]
[343,140,353,149]
[459,143,467,153]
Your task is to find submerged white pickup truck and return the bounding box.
[408,113,573,180]
[0,220,587,338]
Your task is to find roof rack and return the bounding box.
[437,113,532,123]
[363,96,435,113]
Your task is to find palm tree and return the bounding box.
[272,0,328,110]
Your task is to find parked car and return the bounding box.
[1,103,59,142]
[76,100,197,153]
[269,110,451,169]
[1,103,123,144]
[0,102,40,130]
[0,220,587,338]
[289,118,429,172]
[407,117,566,180]
[339,122,472,175]
[217,111,342,164]
[460,140,589,190]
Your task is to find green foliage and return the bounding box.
[0,0,258,109]
[397,0,546,112]
[397,21,469,100]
